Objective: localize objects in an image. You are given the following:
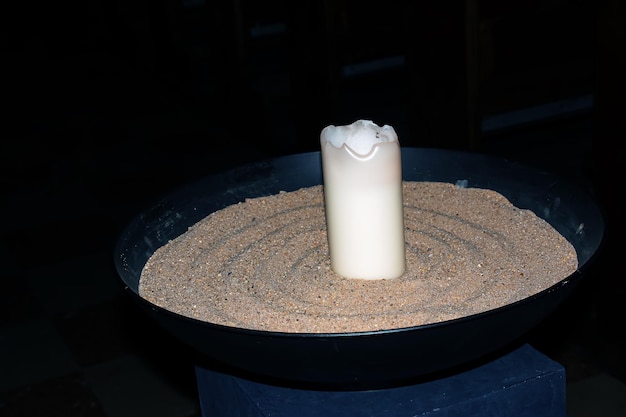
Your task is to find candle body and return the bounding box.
[320,121,405,280]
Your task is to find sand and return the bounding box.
[139,181,578,334]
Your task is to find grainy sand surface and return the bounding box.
[139,182,578,334]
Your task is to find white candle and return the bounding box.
[320,120,405,280]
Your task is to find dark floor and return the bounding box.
[2,32,626,416]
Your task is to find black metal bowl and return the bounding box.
[114,148,604,389]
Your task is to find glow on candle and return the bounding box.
[320,120,405,280]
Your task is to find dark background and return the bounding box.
[2,1,625,415]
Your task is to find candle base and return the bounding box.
[195,344,565,417]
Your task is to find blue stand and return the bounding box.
[195,344,565,417]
